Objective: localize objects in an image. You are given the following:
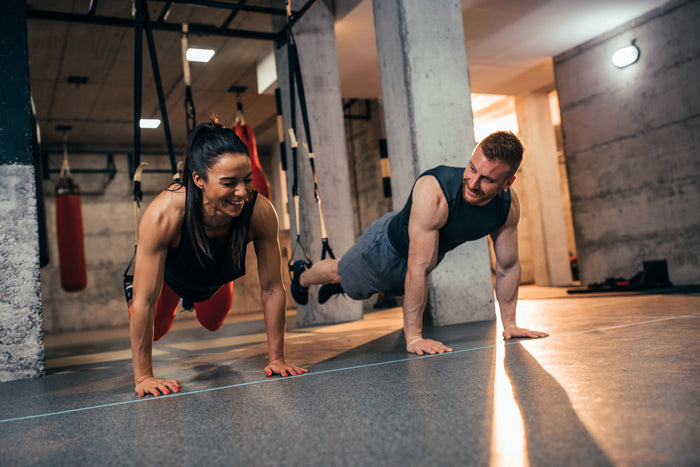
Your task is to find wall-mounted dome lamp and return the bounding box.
[612,40,640,68]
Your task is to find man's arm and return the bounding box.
[403,176,453,355]
[252,198,308,377]
[490,189,548,340]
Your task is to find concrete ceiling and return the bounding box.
[25,0,669,156]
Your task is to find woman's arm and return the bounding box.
[130,189,183,396]
[251,197,308,377]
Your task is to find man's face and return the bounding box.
[462,147,515,206]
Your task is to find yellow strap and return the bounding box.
[317,199,328,239]
[288,128,299,148]
[134,161,148,183]
[176,160,185,180]
[301,142,315,159]
[276,115,285,143]
[294,194,300,235]
[181,24,191,87]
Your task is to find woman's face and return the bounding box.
[194,152,253,218]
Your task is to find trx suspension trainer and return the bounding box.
[123,0,182,303]
[283,1,336,276]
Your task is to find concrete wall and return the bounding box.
[0,0,45,381]
[343,99,393,238]
[40,152,295,334]
[344,99,396,311]
[554,0,700,285]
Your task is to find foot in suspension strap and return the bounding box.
[290,260,312,305]
[318,283,344,304]
[123,274,133,304]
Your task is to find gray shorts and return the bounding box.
[338,212,408,300]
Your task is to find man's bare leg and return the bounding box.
[300,259,340,287]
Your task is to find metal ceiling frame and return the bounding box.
[29,0,320,176]
[26,0,319,42]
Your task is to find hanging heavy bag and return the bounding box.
[55,132,87,292]
[235,121,271,200]
[55,176,87,291]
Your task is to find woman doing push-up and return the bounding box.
[129,121,307,397]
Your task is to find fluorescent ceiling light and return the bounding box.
[186,48,215,63]
[611,44,640,68]
[140,119,161,129]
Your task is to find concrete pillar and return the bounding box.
[274,1,362,326]
[0,1,45,381]
[373,0,494,325]
[515,92,572,286]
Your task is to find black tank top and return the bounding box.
[163,190,258,303]
[387,166,511,257]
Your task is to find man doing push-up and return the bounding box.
[290,131,548,355]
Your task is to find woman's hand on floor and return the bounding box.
[264,359,309,377]
[134,376,181,397]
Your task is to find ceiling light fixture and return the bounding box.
[186,48,215,63]
[139,119,161,129]
[67,75,88,87]
[611,40,640,68]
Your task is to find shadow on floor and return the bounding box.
[505,342,614,466]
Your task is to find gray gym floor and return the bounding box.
[1,287,699,466]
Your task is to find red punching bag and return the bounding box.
[55,135,87,292]
[56,177,87,291]
[235,121,271,199]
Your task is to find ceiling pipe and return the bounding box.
[26,7,280,41]
[27,0,320,42]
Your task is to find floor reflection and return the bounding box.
[490,339,529,467]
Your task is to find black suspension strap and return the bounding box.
[284,2,336,267]
[140,0,180,181]
[274,88,287,171]
[285,3,311,270]
[181,23,196,139]
[124,0,179,303]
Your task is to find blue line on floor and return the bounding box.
[1,312,697,424]
[0,344,486,424]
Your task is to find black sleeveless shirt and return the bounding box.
[387,166,511,257]
[163,190,258,303]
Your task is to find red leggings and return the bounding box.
[130,282,234,341]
